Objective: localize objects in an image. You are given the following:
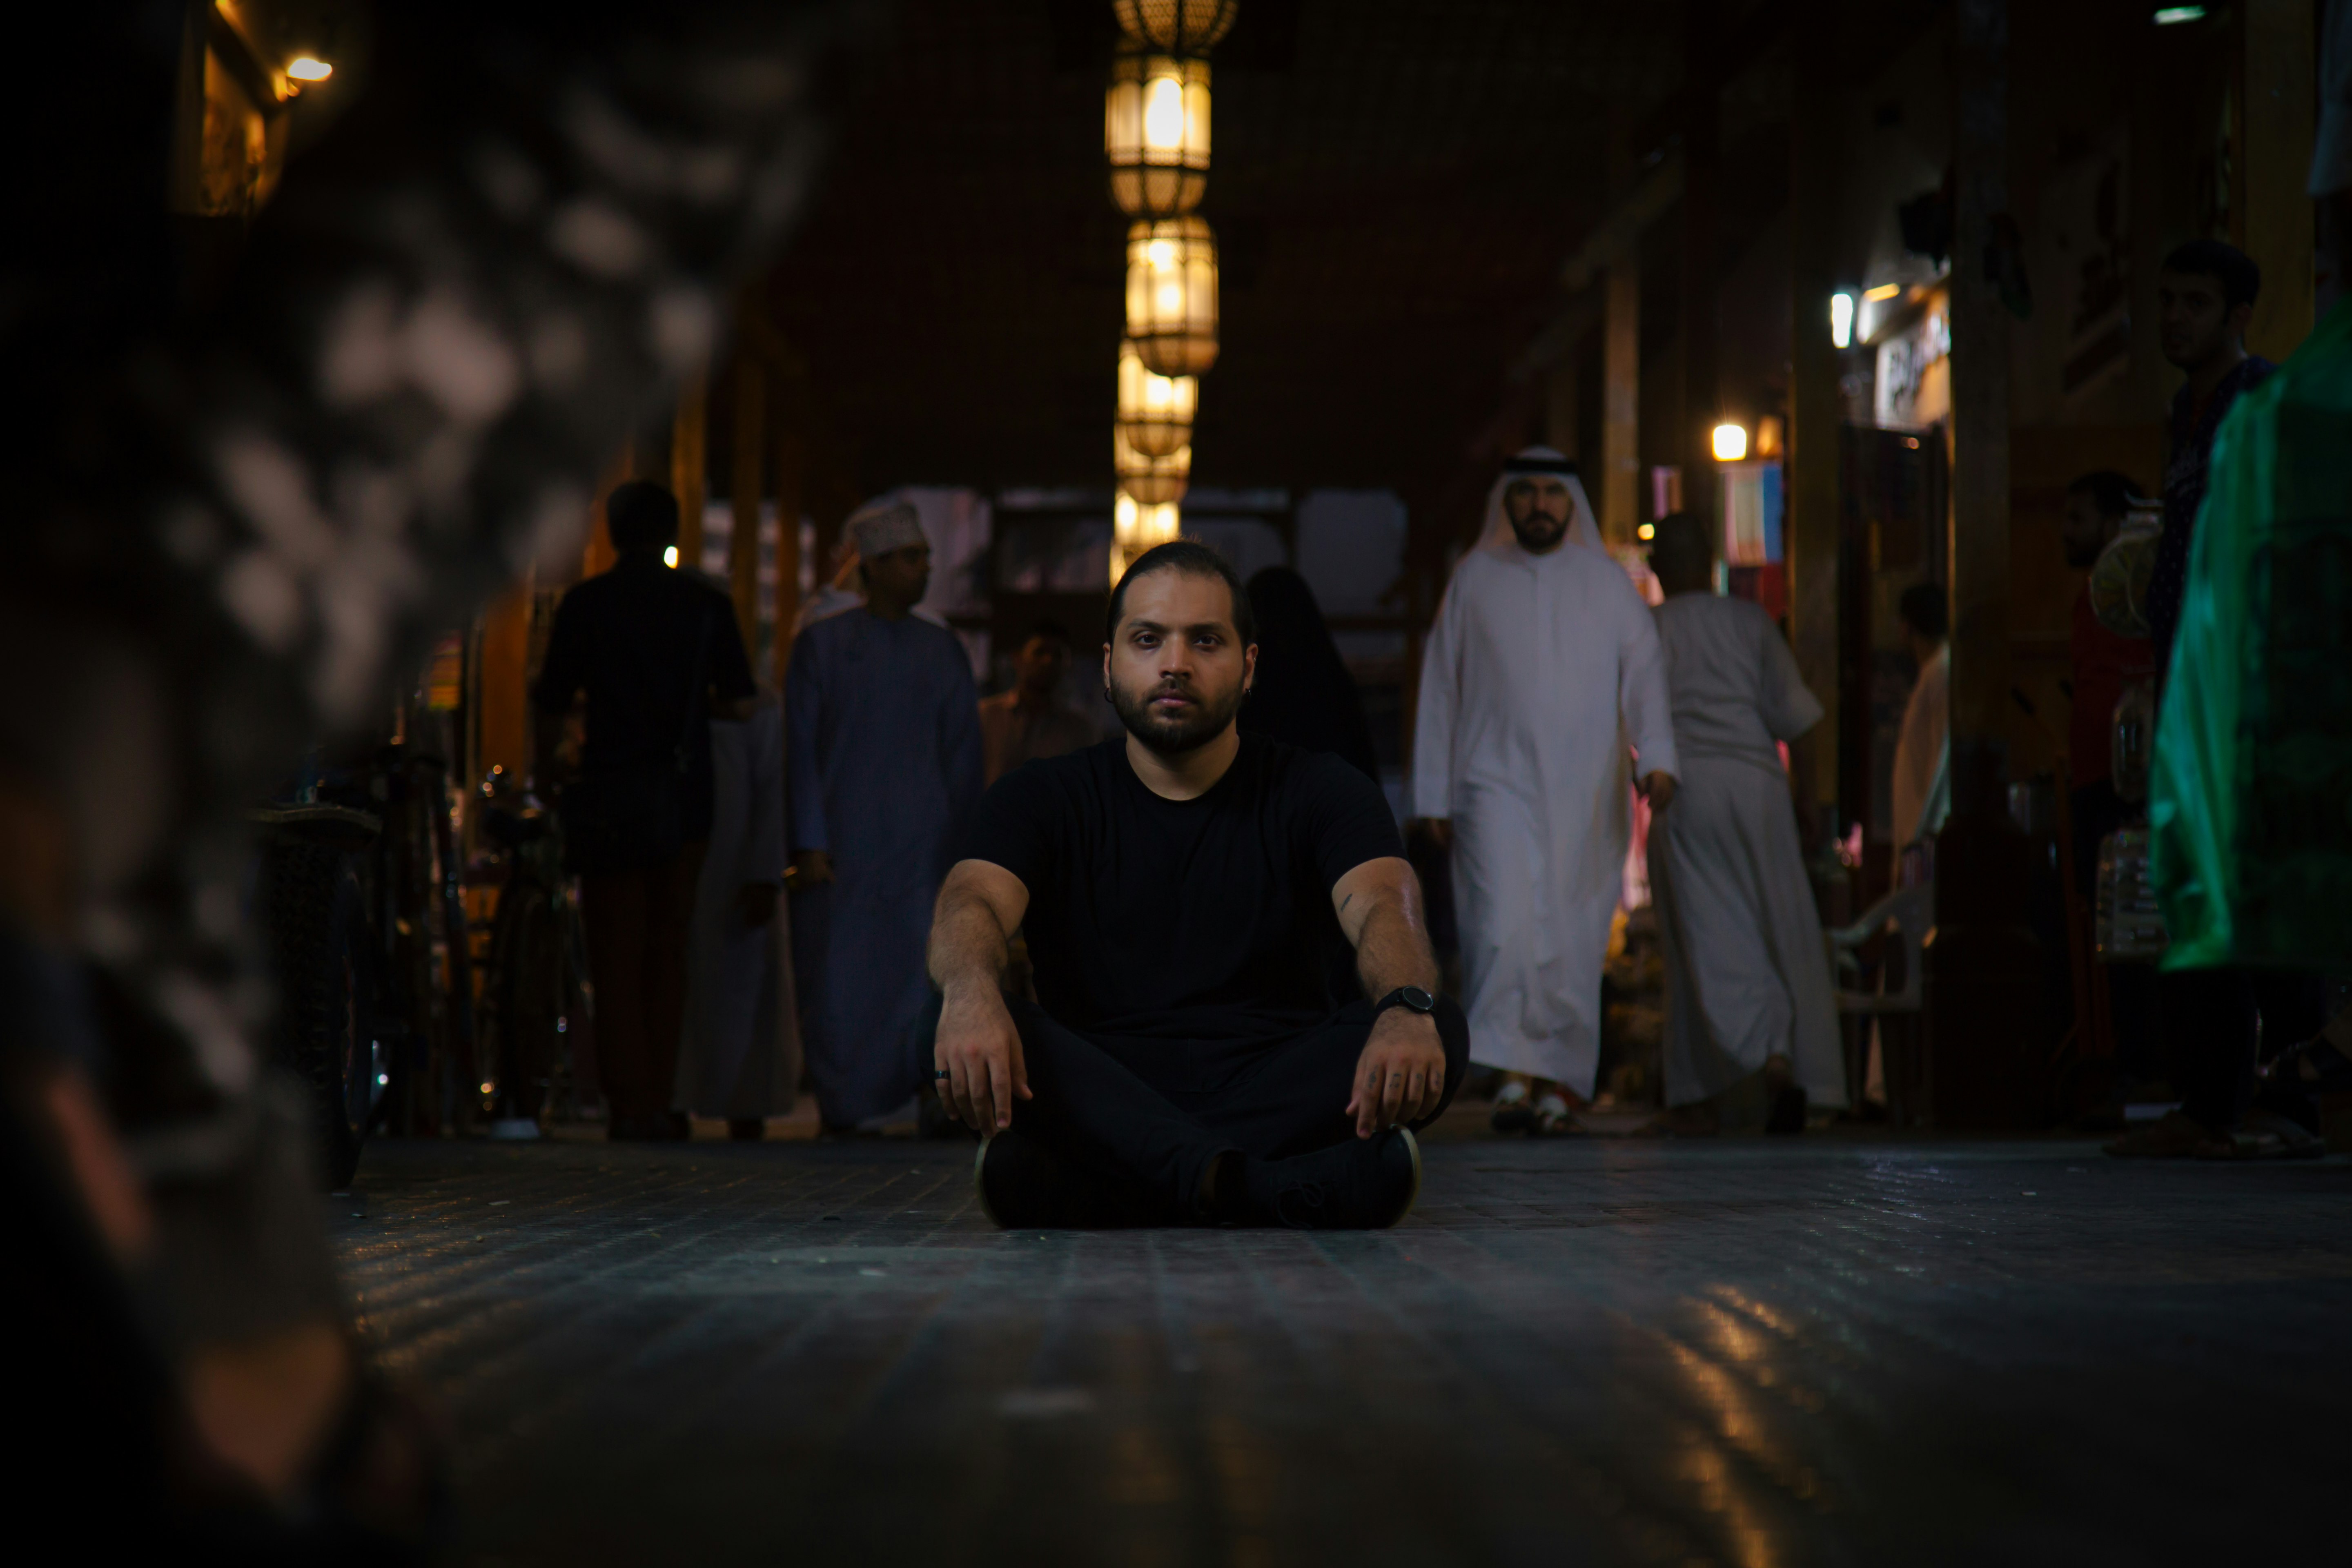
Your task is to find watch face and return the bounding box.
[1401,986,1435,1013]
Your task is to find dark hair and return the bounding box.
[606,480,681,553]
[1646,510,1713,572]
[2066,470,2148,520]
[1106,540,1256,646]
[2160,239,2261,311]
[1022,619,1072,648]
[1898,582,1948,641]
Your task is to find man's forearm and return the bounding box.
[1353,902,1440,1000]
[928,889,1010,996]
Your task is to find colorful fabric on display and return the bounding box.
[2151,299,2352,970]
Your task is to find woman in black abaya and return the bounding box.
[1238,567,1381,780]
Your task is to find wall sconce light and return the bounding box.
[1711,423,1750,463]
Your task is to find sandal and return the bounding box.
[1528,1092,1586,1138]
[2265,1037,2352,1095]
[1489,1080,1534,1134]
[2103,1108,2210,1158]
[2191,1109,2327,1161]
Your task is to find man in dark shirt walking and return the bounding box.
[925,542,1465,1229]
[534,481,757,1140]
[2108,242,2325,1160]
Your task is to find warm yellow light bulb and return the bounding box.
[1147,239,1176,270]
[287,56,333,82]
[1711,423,1749,463]
[663,545,679,567]
[1637,522,1656,541]
[1142,75,1187,151]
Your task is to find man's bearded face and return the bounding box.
[1504,475,1574,552]
[1105,568,1254,756]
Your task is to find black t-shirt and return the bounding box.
[960,734,1404,1046]
[532,555,756,841]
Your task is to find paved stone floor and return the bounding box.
[334,1120,2352,1567]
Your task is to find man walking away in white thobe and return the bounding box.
[1639,513,1844,1136]
[1410,447,1679,1136]
[676,690,799,1140]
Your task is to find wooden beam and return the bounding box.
[771,391,806,685]
[672,370,708,569]
[1601,262,1642,546]
[2240,0,2317,362]
[1788,0,1843,830]
[729,354,766,655]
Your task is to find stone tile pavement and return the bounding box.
[332,1127,2352,1566]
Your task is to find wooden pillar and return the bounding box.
[771,388,805,684]
[729,355,766,653]
[1681,1,1723,529]
[1947,0,2012,771]
[2239,0,2317,362]
[1926,0,2049,1129]
[473,578,535,789]
[1544,354,1580,460]
[1601,263,1642,544]
[1788,0,1843,830]
[672,370,708,569]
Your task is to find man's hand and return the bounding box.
[1348,1007,1448,1138]
[934,984,1031,1132]
[789,849,835,887]
[737,882,779,927]
[1639,771,1677,812]
[1411,816,1453,853]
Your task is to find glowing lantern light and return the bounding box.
[1107,53,1211,216]
[1711,423,1750,463]
[1115,423,1191,506]
[287,56,334,82]
[1111,488,1184,586]
[1830,292,1855,349]
[1117,339,1198,459]
[1126,216,1219,377]
[1112,0,1241,52]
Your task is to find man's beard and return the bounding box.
[1108,672,1246,755]
[1509,508,1568,550]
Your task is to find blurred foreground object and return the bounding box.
[2151,299,2352,971]
[3,0,846,1550]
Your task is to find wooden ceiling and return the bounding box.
[760,0,1688,528]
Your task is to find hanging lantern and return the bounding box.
[1112,0,1240,53]
[1114,423,1190,506]
[1112,488,1184,586]
[1117,339,1197,459]
[1125,216,1219,377]
[1106,51,1211,217]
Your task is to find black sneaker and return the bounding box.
[973,1130,1155,1228]
[1248,1127,1422,1230]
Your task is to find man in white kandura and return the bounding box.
[1640,512,1843,1136]
[1411,447,1679,1136]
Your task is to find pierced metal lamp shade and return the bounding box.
[1112,0,1240,53]
[1125,216,1219,378]
[1106,52,1211,217]
[1116,339,1197,459]
[1114,423,1191,506]
[1111,488,1184,586]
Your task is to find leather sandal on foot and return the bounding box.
[1528,1092,1586,1138]
[1489,1081,1534,1134]
[2191,1109,2326,1161]
[2103,1108,2211,1158]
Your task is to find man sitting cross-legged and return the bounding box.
[924,541,1469,1228]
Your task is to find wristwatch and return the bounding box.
[1374,985,1437,1020]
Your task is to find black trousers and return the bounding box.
[2158,967,2326,1135]
[918,993,1471,1221]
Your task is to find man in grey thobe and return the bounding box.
[786,499,984,1131]
[1642,513,1844,1134]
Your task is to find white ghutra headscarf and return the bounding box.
[1474,445,1605,556]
